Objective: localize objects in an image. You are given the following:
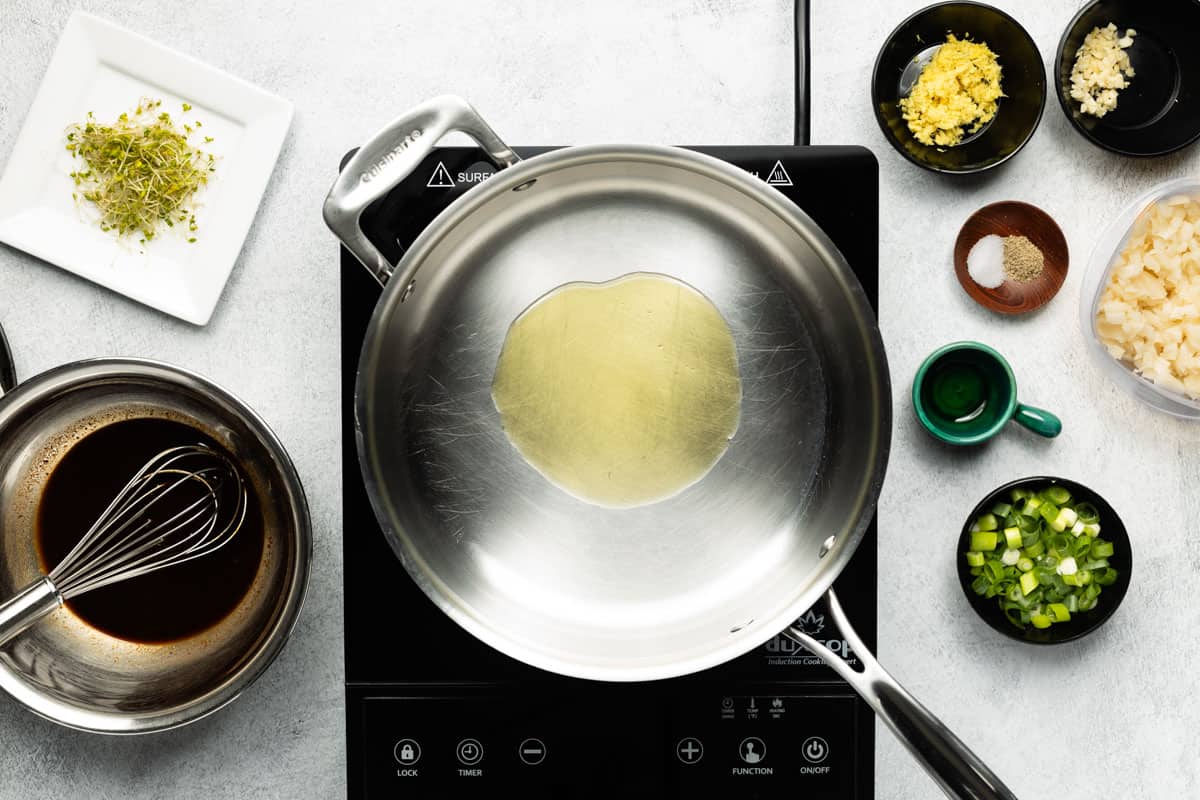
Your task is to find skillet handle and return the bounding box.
[323,95,519,286]
[784,589,1018,800]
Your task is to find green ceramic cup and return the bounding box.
[912,342,1062,445]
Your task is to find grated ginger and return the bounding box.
[899,35,1004,147]
[1096,194,1200,399]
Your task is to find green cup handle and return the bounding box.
[1013,404,1062,438]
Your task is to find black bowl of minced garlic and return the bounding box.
[1056,0,1200,157]
[872,2,1046,174]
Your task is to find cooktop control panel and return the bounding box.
[353,687,860,799]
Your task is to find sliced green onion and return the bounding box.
[970,531,999,552]
[1074,502,1099,524]
[1003,527,1022,548]
[1003,605,1024,627]
[964,486,1118,630]
[1043,486,1072,505]
[1052,507,1078,532]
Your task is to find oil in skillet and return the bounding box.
[35,417,263,644]
[491,273,743,508]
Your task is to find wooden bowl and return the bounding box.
[954,201,1069,314]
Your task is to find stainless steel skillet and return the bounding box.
[324,95,1016,800]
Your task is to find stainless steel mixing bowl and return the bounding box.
[0,359,311,734]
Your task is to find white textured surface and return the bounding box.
[0,1,1198,798]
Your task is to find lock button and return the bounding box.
[394,739,421,765]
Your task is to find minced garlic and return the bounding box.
[1069,24,1136,118]
[899,35,1004,147]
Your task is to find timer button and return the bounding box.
[456,738,484,766]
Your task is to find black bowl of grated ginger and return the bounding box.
[872,2,1047,174]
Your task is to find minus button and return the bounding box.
[519,738,547,765]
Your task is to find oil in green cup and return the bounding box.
[912,342,1061,445]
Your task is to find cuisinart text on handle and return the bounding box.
[360,129,423,184]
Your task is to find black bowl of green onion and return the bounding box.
[957,477,1131,644]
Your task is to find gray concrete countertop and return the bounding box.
[1,1,1197,797]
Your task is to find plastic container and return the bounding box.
[1080,176,1200,419]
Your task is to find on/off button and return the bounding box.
[802,736,829,764]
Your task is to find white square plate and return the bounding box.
[0,11,293,325]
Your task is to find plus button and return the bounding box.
[676,737,704,765]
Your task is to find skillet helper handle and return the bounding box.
[1012,403,1062,438]
[785,589,1018,800]
[0,577,62,647]
[323,95,520,286]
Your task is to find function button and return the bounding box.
[738,736,766,764]
[802,736,829,764]
[393,739,421,765]
[676,737,704,765]
[518,738,547,765]
[456,738,484,766]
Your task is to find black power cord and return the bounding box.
[794,0,810,146]
[0,322,14,394]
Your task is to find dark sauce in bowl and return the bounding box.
[35,417,263,644]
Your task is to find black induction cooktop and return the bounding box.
[341,145,879,800]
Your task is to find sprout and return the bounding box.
[65,97,213,242]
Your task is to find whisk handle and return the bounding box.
[0,577,62,647]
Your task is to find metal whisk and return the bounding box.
[0,444,247,647]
